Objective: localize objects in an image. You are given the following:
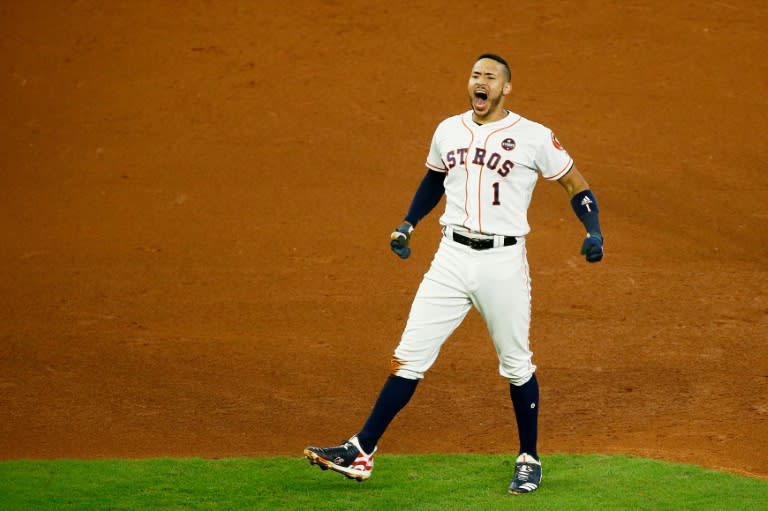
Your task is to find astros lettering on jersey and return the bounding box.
[426,110,573,237]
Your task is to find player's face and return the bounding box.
[467,59,511,123]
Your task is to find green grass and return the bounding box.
[0,454,765,510]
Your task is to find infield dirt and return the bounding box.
[1,1,766,480]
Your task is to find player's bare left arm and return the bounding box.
[557,164,604,263]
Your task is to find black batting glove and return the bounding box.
[390,222,414,259]
[580,234,604,263]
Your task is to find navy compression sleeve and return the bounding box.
[404,170,446,227]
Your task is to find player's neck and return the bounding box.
[472,109,510,126]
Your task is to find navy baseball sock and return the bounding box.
[509,373,539,460]
[356,375,419,454]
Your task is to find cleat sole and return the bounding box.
[303,448,370,481]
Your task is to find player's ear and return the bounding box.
[502,82,511,96]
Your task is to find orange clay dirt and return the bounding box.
[1,1,766,480]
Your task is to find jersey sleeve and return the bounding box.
[425,124,448,172]
[536,129,573,180]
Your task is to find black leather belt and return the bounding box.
[451,231,517,250]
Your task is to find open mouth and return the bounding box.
[473,89,489,111]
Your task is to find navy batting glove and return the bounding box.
[580,234,604,263]
[390,222,414,259]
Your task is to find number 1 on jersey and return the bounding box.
[492,182,501,205]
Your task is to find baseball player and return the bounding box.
[304,53,603,495]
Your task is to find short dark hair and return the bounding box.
[476,53,511,82]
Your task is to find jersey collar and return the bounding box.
[464,109,516,127]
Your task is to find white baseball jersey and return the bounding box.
[425,110,573,237]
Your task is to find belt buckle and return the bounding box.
[468,237,486,250]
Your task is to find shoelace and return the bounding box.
[516,463,533,482]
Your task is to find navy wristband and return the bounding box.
[570,189,602,237]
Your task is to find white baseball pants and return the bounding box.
[391,229,536,385]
